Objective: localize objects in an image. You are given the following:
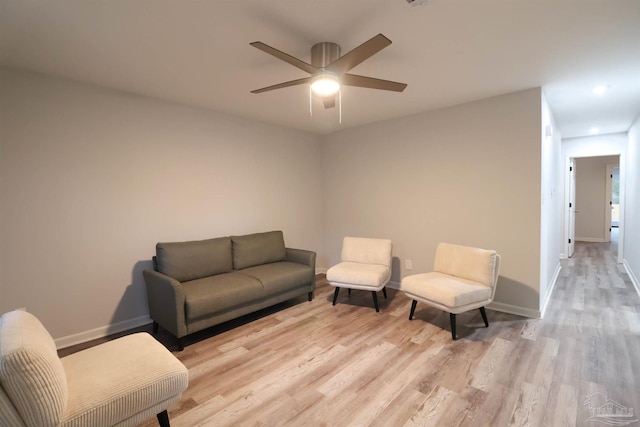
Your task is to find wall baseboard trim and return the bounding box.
[386,280,400,290]
[575,237,608,243]
[487,301,540,319]
[623,259,640,298]
[54,315,152,350]
[540,263,562,318]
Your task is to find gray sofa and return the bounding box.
[143,230,316,350]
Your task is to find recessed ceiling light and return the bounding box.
[593,85,609,95]
[590,127,600,134]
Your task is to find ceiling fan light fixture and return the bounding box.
[310,73,340,97]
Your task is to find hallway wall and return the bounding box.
[562,133,628,263]
[574,155,619,242]
[625,116,640,291]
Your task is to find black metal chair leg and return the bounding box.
[409,300,418,320]
[332,287,340,305]
[157,410,170,427]
[479,306,489,327]
[382,287,387,299]
[450,313,457,340]
[372,291,380,312]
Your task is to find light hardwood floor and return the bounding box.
[66,239,640,426]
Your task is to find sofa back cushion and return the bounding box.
[0,310,68,427]
[156,237,233,282]
[434,243,498,287]
[341,237,392,268]
[232,231,286,270]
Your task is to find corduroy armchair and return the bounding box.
[0,310,188,427]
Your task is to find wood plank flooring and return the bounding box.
[66,240,640,426]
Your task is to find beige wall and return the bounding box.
[626,116,640,289]
[321,88,544,315]
[574,155,619,241]
[540,93,564,314]
[0,67,573,342]
[0,68,324,342]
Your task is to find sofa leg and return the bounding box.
[308,291,314,301]
[382,287,387,299]
[177,337,185,352]
[348,288,351,295]
[372,291,380,312]
[409,300,417,320]
[157,410,170,427]
[450,313,457,340]
[332,287,340,305]
[152,321,159,334]
[479,307,489,327]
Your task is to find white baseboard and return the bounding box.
[575,237,607,243]
[623,259,640,298]
[386,280,400,290]
[54,315,152,350]
[540,263,562,318]
[487,301,540,319]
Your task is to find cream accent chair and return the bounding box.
[326,237,393,312]
[0,310,189,427]
[401,243,501,340]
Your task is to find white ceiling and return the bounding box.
[1,0,639,137]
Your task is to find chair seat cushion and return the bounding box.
[401,272,491,309]
[60,333,188,426]
[326,262,390,290]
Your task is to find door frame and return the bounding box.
[563,154,624,263]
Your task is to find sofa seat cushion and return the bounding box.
[401,272,491,309]
[232,231,286,270]
[326,262,391,289]
[156,237,233,282]
[59,333,188,427]
[182,273,264,322]
[240,262,312,294]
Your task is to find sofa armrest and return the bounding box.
[142,269,187,339]
[285,248,316,270]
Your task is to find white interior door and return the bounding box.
[605,164,614,242]
[568,159,576,258]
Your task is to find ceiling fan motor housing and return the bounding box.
[311,42,341,68]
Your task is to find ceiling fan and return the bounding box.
[250,34,407,109]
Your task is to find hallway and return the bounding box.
[543,236,640,424]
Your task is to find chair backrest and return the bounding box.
[434,243,500,289]
[0,310,68,427]
[341,237,392,268]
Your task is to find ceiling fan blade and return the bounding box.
[322,97,336,109]
[326,34,392,74]
[342,74,407,92]
[250,41,319,75]
[251,76,313,94]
